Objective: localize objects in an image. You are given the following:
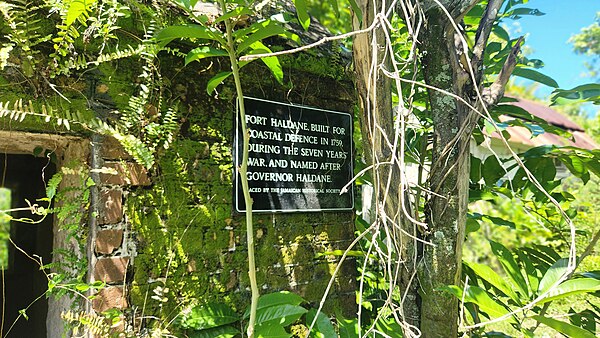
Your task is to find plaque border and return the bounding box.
[234,96,355,213]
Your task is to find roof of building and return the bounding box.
[497,96,598,150]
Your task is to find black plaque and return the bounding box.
[234,97,354,213]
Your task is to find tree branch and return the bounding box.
[472,0,503,81]
[482,36,523,107]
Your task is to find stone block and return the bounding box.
[92,286,128,313]
[94,257,129,283]
[96,229,124,255]
[99,189,123,225]
[100,162,151,186]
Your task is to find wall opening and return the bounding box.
[0,154,56,338]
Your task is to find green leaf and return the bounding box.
[443,285,514,322]
[188,325,239,338]
[482,156,505,186]
[244,292,305,319]
[538,258,569,295]
[348,0,362,23]
[244,41,283,84]
[539,278,600,305]
[236,21,287,54]
[483,215,515,229]
[178,303,239,330]
[464,262,520,303]
[306,309,336,338]
[569,309,597,334]
[465,218,480,234]
[207,71,232,95]
[292,0,310,30]
[492,25,510,41]
[551,84,600,104]
[373,317,404,337]
[559,153,590,183]
[170,0,199,11]
[214,6,253,24]
[255,304,307,327]
[255,322,291,338]
[337,316,358,338]
[66,0,98,26]
[512,68,559,88]
[504,8,545,18]
[517,250,540,296]
[532,315,596,338]
[156,25,224,47]
[470,156,482,182]
[490,241,529,298]
[185,46,228,65]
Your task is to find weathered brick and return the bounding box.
[96,229,124,255]
[92,286,128,313]
[94,257,129,283]
[100,136,131,160]
[100,162,151,186]
[99,189,123,225]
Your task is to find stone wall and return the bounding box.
[0,50,358,335]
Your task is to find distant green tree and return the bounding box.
[569,12,600,79]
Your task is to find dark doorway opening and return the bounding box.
[0,154,56,337]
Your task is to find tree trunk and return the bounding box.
[418,7,471,336]
[353,0,517,336]
[353,0,421,329]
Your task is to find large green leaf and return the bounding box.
[244,41,283,84]
[255,322,291,338]
[538,258,569,295]
[482,156,505,186]
[188,325,239,338]
[444,285,515,322]
[207,71,232,95]
[532,315,596,338]
[539,278,600,304]
[236,21,287,53]
[292,0,310,30]
[465,262,520,303]
[492,25,510,41]
[243,291,305,318]
[517,250,540,296]
[306,309,336,338]
[337,316,358,338]
[512,68,559,88]
[255,304,307,327]
[373,317,404,337]
[559,153,590,183]
[178,303,239,330]
[185,46,228,65]
[490,241,529,298]
[569,309,597,334]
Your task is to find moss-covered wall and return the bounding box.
[1,11,358,327]
[126,55,357,322]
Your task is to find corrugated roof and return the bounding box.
[508,97,584,131]
[495,97,598,150]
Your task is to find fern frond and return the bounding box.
[61,310,112,336]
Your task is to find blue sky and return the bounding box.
[508,0,598,96]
